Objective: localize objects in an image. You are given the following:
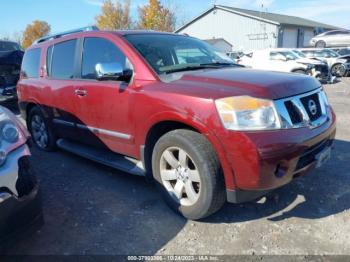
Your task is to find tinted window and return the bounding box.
[21,48,41,78]
[81,37,128,79]
[51,40,77,79]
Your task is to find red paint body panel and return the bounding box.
[18,30,337,193]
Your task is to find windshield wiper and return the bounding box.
[162,65,219,74]
[162,62,238,74]
[199,62,236,66]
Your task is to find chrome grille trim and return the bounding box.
[274,88,330,129]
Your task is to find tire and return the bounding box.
[331,63,346,77]
[315,40,326,48]
[152,129,226,220]
[292,69,306,75]
[28,107,56,151]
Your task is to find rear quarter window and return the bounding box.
[21,48,41,78]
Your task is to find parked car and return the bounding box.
[238,49,316,76]
[226,51,245,63]
[17,28,336,220]
[335,47,350,56]
[310,30,350,48]
[300,48,350,77]
[290,49,330,82]
[0,106,42,250]
[0,41,24,102]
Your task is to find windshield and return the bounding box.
[0,41,21,52]
[124,34,235,74]
[315,49,339,58]
[292,50,306,58]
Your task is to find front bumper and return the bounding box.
[223,110,336,203]
[0,144,42,247]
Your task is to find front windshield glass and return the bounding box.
[315,50,339,58]
[293,50,306,58]
[0,41,21,52]
[124,34,235,74]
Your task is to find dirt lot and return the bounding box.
[3,78,350,256]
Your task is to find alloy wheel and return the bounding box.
[159,147,201,206]
[31,115,48,149]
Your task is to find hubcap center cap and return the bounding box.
[176,165,188,182]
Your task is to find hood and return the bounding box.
[167,67,321,100]
[0,50,24,66]
[338,55,350,63]
[296,57,325,65]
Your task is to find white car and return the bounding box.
[300,48,350,77]
[238,49,314,76]
[291,49,330,82]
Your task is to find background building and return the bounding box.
[176,5,339,51]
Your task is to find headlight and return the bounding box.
[2,123,19,143]
[215,96,281,131]
[0,106,26,166]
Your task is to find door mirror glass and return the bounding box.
[95,62,128,81]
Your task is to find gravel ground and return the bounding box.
[2,78,350,256]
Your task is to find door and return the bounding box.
[72,37,134,152]
[282,28,298,48]
[47,39,81,140]
[337,31,350,46]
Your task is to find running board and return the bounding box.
[56,139,145,177]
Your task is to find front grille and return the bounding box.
[295,139,333,171]
[284,101,303,124]
[15,156,37,198]
[275,88,328,129]
[300,93,322,121]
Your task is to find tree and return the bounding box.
[137,0,175,32]
[96,0,132,30]
[22,20,51,49]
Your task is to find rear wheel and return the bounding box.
[316,40,326,48]
[152,129,226,220]
[28,107,56,151]
[331,63,346,77]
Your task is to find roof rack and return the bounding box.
[34,26,99,45]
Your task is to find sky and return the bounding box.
[1,0,350,39]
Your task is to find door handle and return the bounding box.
[74,89,88,97]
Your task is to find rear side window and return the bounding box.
[81,37,127,79]
[21,48,41,78]
[50,40,77,79]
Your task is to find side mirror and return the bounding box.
[95,62,132,81]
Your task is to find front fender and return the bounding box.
[136,110,238,190]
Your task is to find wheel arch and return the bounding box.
[140,114,237,190]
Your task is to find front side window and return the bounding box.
[81,37,129,80]
[124,34,234,75]
[21,48,41,78]
[50,40,77,79]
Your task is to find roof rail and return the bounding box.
[34,26,99,45]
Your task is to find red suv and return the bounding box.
[17,27,336,220]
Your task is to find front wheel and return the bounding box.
[152,129,226,220]
[315,40,326,48]
[331,63,346,77]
